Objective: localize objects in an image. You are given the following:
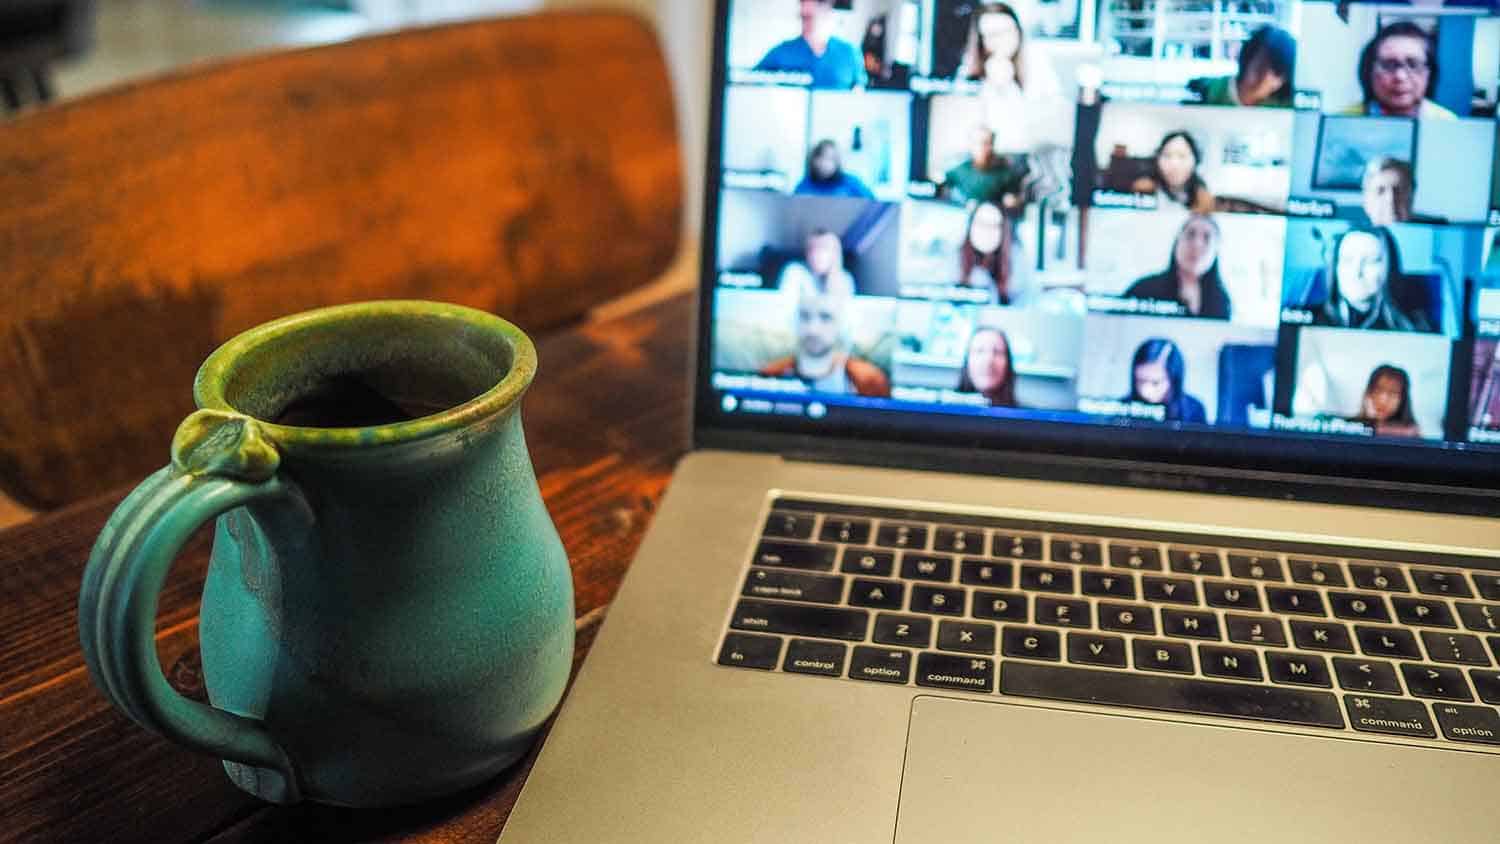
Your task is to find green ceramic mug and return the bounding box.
[78,301,574,807]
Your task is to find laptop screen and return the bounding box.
[698,0,1500,489]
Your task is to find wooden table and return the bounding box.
[0,292,693,844]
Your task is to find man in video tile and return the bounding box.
[941,125,1027,207]
[754,0,866,90]
[1344,21,1454,119]
[1188,25,1297,108]
[759,273,890,397]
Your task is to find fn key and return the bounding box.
[718,633,781,670]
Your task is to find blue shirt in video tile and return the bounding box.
[754,36,866,89]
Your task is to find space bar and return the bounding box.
[1001,663,1345,729]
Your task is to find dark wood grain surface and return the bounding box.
[0,291,693,844]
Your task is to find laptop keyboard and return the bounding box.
[716,497,1500,749]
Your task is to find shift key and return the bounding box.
[731,599,869,641]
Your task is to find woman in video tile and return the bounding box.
[956,326,1018,408]
[1187,25,1297,109]
[1131,131,1214,213]
[1123,214,1232,320]
[795,139,875,199]
[959,201,1014,305]
[1343,21,1454,119]
[1128,338,1208,424]
[1312,227,1435,333]
[1348,364,1421,438]
[957,2,1061,150]
[775,229,858,299]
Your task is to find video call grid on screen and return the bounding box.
[709,0,1500,454]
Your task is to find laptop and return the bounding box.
[501,1,1500,840]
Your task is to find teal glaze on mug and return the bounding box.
[79,301,574,807]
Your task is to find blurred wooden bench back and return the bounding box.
[0,11,682,509]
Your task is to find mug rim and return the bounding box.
[193,300,536,451]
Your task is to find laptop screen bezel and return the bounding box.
[690,0,1500,512]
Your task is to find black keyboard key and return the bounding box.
[1099,602,1156,634]
[873,613,932,648]
[848,578,904,610]
[1456,602,1500,634]
[1162,609,1220,640]
[754,540,837,572]
[1133,639,1194,674]
[1081,570,1136,599]
[848,646,912,684]
[910,585,965,615]
[1349,564,1409,593]
[1067,633,1128,668]
[1003,662,1343,729]
[1034,597,1091,628]
[1266,587,1325,617]
[1355,626,1422,659]
[938,619,997,655]
[1108,543,1162,571]
[1328,591,1391,623]
[901,553,955,582]
[916,652,995,693]
[1392,597,1456,629]
[1345,695,1435,738]
[876,522,928,550]
[971,590,1027,622]
[959,558,1013,588]
[717,633,782,670]
[1142,576,1198,605]
[1226,614,1288,647]
[1332,658,1402,694]
[1200,645,1263,682]
[1205,581,1262,611]
[1470,669,1500,705]
[782,639,846,677]
[764,511,815,539]
[1401,664,1473,701]
[1433,703,1500,745]
[1019,564,1075,594]
[1476,574,1500,602]
[992,531,1044,560]
[934,526,986,555]
[819,517,871,545]
[1289,558,1347,587]
[731,600,868,641]
[1002,626,1061,661]
[1228,553,1284,582]
[1051,537,1102,566]
[1421,631,1492,666]
[1493,637,1500,664]
[743,568,845,604]
[1266,651,1332,688]
[840,547,895,577]
[1290,620,1354,653]
[1168,547,1224,577]
[1411,569,1473,598]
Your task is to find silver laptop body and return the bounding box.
[502,2,1500,840]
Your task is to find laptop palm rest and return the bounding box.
[896,695,1494,844]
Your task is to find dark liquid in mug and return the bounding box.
[273,375,460,428]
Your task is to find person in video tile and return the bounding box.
[1343,21,1454,119]
[1349,364,1421,438]
[1187,25,1297,108]
[1128,338,1208,423]
[758,274,891,397]
[958,2,1024,86]
[776,228,858,298]
[942,126,1028,206]
[1131,131,1214,213]
[956,326,1018,407]
[795,139,875,199]
[1123,214,1232,320]
[754,0,867,90]
[1312,227,1435,332]
[959,202,1013,304]
[1360,158,1421,226]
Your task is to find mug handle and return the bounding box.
[79,410,307,803]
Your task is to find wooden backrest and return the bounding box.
[0,11,682,509]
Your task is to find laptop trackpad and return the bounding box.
[896,695,1496,844]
